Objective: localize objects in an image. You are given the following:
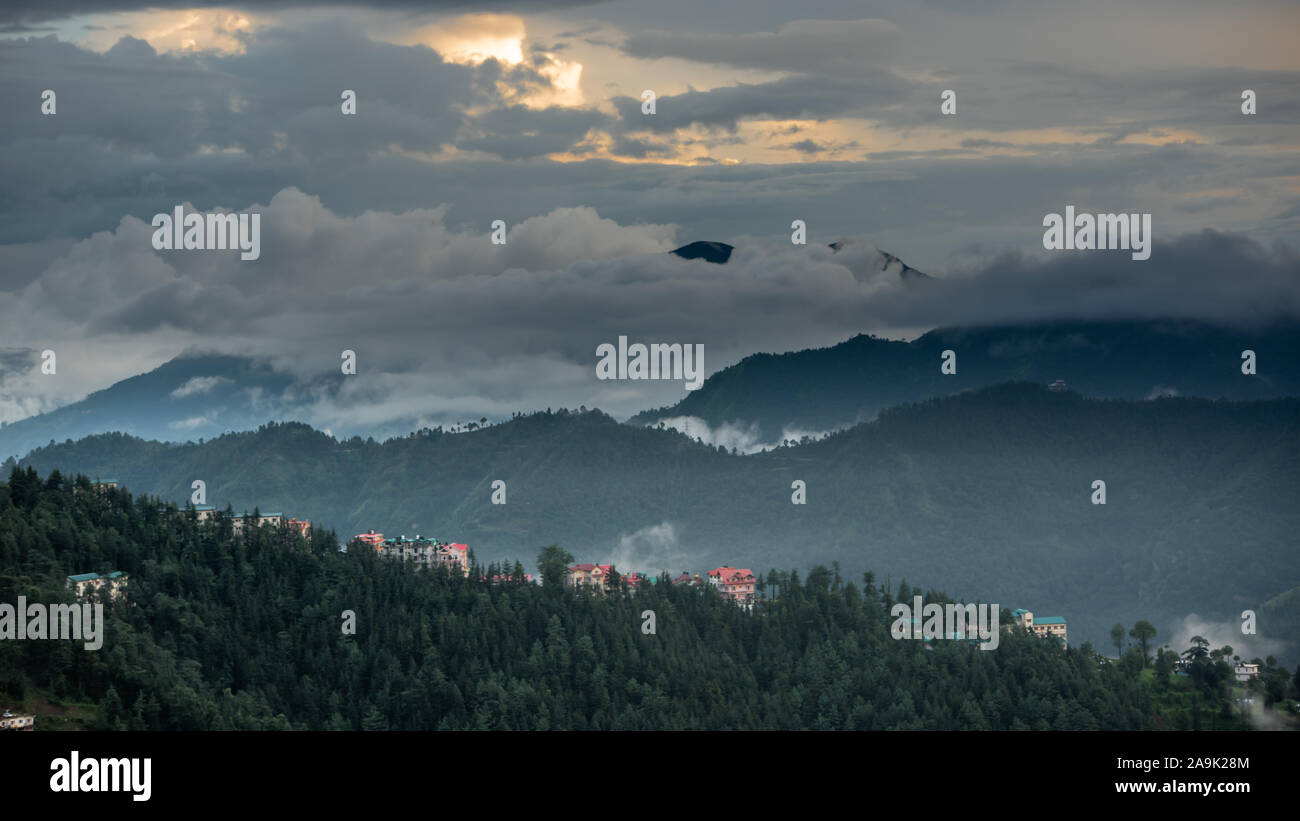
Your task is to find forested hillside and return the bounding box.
[14,384,1300,653]
[3,470,1274,730]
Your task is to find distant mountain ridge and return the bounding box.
[629,318,1300,445]
[0,353,303,461]
[5,315,1298,462]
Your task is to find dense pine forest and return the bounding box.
[1,469,1295,730]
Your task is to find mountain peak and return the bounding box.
[828,238,931,280]
[670,241,734,264]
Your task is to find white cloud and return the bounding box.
[1166,613,1287,662]
[609,521,692,575]
[170,376,233,398]
[168,415,215,430]
[654,416,764,453]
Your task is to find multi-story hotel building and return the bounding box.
[1010,609,1068,648]
[66,571,129,600]
[565,563,616,592]
[708,566,757,608]
[369,535,470,577]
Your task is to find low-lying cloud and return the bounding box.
[2,188,1296,434]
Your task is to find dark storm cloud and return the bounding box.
[608,135,674,159]
[458,105,611,159]
[0,25,611,242]
[620,18,899,75]
[0,26,478,160]
[787,139,823,154]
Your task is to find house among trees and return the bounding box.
[67,570,128,600]
[366,534,470,577]
[1011,608,1068,648]
[229,511,283,534]
[0,710,34,731]
[183,502,308,540]
[708,566,757,608]
[1048,379,1067,392]
[624,572,656,594]
[1235,662,1261,682]
[565,563,615,593]
[489,572,534,584]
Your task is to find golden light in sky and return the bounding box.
[412,13,527,66]
[76,9,257,53]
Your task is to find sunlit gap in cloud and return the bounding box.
[405,13,583,109]
[69,8,260,54]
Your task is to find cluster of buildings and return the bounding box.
[192,505,311,538]
[81,477,312,539]
[66,570,129,600]
[563,562,757,608]
[1009,608,1068,648]
[353,531,470,577]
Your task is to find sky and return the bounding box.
[0,0,1297,434]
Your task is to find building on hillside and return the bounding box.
[672,572,702,587]
[229,511,284,534]
[193,504,219,522]
[66,571,128,601]
[0,710,34,731]
[75,478,118,497]
[373,535,470,577]
[1010,608,1067,648]
[565,563,616,593]
[355,530,384,548]
[442,543,470,577]
[489,572,534,584]
[1048,379,1067,392]
[287,518,311,537]
[624,572,657,594]
[708,566,757,608]
[1235,662,1261,682]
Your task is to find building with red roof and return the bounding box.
[707,566,757,608]
[565,562,616,593]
